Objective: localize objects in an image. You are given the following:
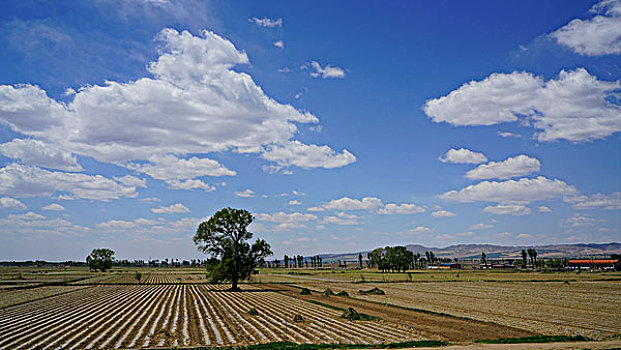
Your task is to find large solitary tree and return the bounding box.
[193,207,272,291]
[86,248,115,272]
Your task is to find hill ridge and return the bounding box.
[316,242,620,261]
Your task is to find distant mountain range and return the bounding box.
[318,242,621,262]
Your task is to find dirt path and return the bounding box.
[260,284,536,343]
[372,340,621,350]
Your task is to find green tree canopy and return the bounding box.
[193,207,272,291]
[86,248,115,272]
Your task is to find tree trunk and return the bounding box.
[231,275,239,291]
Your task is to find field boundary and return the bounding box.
[142,340,447,350]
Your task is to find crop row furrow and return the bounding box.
[208,289,272,343]
[243,291,372,343]
[202,290,258,344]
[126,285,175,348]
[110,285,168,349]
[152,285,181,347]
[258,292,396,343]
[195,286,236,344]
[246,292,358,343]
[56,286,160,349]
[71,285,162,350]
[1,286,134,349]
[187,284,213,345]
[0,286,116,327]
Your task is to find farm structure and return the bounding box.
[438,263,461,270]
[0,284,420,350]
[567,259,621,270]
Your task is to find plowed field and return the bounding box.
[0,284,421,349]
[290,280,621,339]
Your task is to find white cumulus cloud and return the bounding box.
[0,197,27,210]
[167,179,215,192]
[440,176,577,204]
[0,138,82,172]
[255,211,317,231]
[468,223,494,230]
[248,17,282,28]
[0,163,137,201]
[439,148,487,164]
[41,203,65,211]
[550,0,621,56]
[8,211,45,220]
[235,189,256,198]
[126,154,231,191]
[565,192,621,210]
[563,213,605,227]
[483,204,532,216]
[262,141,356,169]
[311,196,383,211]
[321,212,361,225]
[431,210,456,218]
[379,203,426,214]
[0,29,354,194]
[151,203,190,214]
[309,61,346,79]
[113,175,147,188]
[408,226,434,233]
[424,69,620,142]
[465,155,541,180]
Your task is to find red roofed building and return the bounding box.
[568,259,621,270]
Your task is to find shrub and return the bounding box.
[323,289,334,297]
[299,288,312,295]
[336,291,349,297]
[248,308,259,316]
[293,314,304,323]
[358,290,367,295]
[134,272,142,283]
[340,307,360,321]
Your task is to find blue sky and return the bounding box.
[0,0,619,261]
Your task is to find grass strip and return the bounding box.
[476,335,591,344]
[155,340,447,350]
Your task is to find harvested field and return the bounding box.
[290,280,621,339]
[0,284,421,349]
[254,269,621,283]
[263,283,535,343]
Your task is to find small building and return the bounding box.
[567,259,621,270]
[439,263,462,270]
[492,264,516,269]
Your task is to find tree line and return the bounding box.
[273,255,324,268]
